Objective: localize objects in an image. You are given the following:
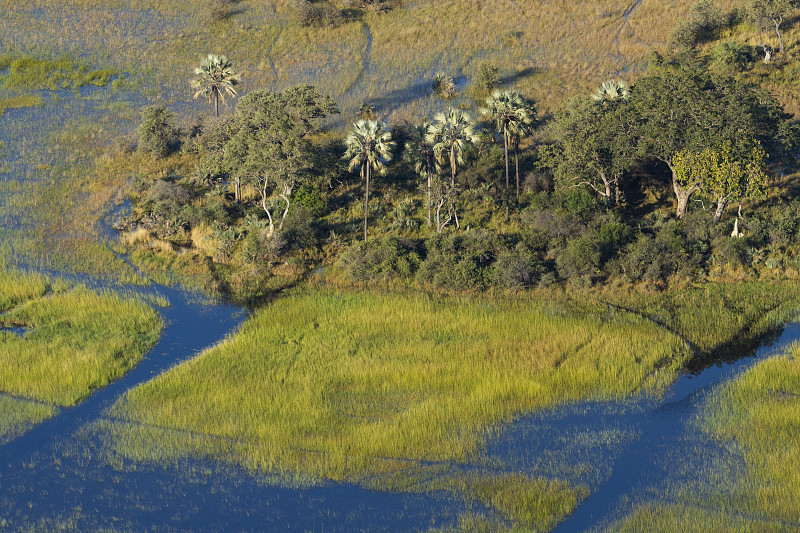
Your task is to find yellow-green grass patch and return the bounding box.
[0,285,162,406]
[109,289,690,482]
[0,395,58,445]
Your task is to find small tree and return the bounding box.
[191,54,241,118]
[745,0,797,54]
[138,106,180,158]
[344,120,396,241]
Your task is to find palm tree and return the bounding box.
[404,122,435,227]
[591,80,629,105]
[344,120,395,242]
[426,108,479,229]
[508,95,536,206]
[191,54,241,118]
[481,90,533,219]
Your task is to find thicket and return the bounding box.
[112,1,800,300]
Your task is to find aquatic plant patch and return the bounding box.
[0,281,162,406]
[109,289,689,476]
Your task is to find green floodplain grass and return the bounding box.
[608,343,800,532]
[0,285,163,406]
[101,281,800,530]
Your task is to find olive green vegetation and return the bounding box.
[0,52,119,91]
[608,342,800,532]
[0,94,43,115]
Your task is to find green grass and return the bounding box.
[0,52,119,91]
[0,285,162,405]
[0,395,58,446]
[591,281,800,354]
[607,342,800,532]
[0,94,43,115]
[108,289,689,478]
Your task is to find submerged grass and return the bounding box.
[108,289,689,479]
[0,395,58,446]
[608,341,800,532]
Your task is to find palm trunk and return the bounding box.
[364,164,370,242]
[450,144,459,230]
[214,90,220,118]
[514,138,520,207]
[426,157,432,227]
[234,176,241,204]
[503,125,510,221]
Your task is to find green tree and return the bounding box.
[543,95,633,207]
[404,122,435,227]
[191,54,241,118]
[674,140,768,222]
[745,0,797,54]
[481,90,534,219]
[344,120,396,241]
[208,85,337,222]
[427,108,479,229]
[630,55,786,218]
[137,105,180,158]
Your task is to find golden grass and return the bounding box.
[0,395,58,445]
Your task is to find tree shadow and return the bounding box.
[362,67,539,112]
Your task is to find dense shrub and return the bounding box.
[554,233,601,284]
[490,243,545,290]
[711,235,750,268]
[620,222,698,282]
[294,184,328,216]
[147,180,193,205]
[711,41,757,72]
[416,230,503,290]
[295,1,346,27]
[281,205,319,250]
[336,235,421,281]
[138,106,180,158]
[669,0,728,48]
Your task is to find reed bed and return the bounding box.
[108,289,689,480]
[0,281,162,406]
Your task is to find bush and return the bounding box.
[711,235,750,268]
[490,243,545,290]
[294,184,328,217]
[416,230,503,290]
[147,180,193,205]
[669,0,727,48]
[620,222,699,282]
[554,234,601,283]
[711,41,756,72]
[336,236,421,281]
[295,1,346,27]
[138,105,180,158]
[281,205,319,250]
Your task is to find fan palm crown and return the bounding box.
[592,80,630,105]
[426,108,479,186]
[191,54,241,117]
[344,120,395,241]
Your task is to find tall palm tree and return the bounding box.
[591,80,629,105]
[508,97,536,205]
[404,122,435,227]
[427,108,479,229]
[344,120,395,242]
[481,90,533,219]
[191,54,241,118]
